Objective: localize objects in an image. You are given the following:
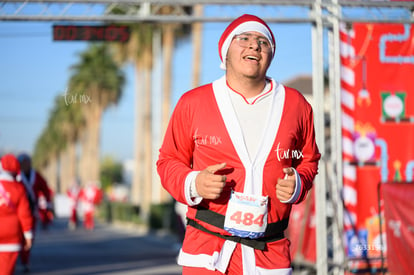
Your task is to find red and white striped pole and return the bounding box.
[340,23,358,243]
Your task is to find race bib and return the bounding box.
[224,191,268,239]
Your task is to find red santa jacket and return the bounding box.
[0,174,33,252]
[79,183,103,213]
[157,76,320,273]
[20,169,52,216]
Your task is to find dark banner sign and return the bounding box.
[53,25,130,42]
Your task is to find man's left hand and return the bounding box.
[276,167,296,202]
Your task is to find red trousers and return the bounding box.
[0,251,19,275]
[69,208,78,227]
[183,267,224,274]
[84,211,94,230]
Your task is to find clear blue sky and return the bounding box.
[0,8,313,162]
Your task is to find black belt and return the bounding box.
[187,207,288,250]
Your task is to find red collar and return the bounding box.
[226,79,273,105]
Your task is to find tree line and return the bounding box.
[32,4,202,219]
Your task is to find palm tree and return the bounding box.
[108,4,195,217]
[32,97,67,193]
[191,4,203,89]
[156,5,195,203]
[110,24,154,219]
[108,3,158,219]
[33,44,124,194]
[68,43,125,186]
[55,94,85,193]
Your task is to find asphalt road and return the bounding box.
[13,218,183,275]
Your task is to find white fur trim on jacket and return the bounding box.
[0,243,21,252]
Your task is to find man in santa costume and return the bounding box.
[157,14,321,275]
[17,153,53,272]
[67,179,81,230]
[0,154,33,275]
[79,181,103,230]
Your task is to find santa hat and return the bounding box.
[218,14,276,70]
[0,154,20,174]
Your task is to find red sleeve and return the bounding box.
[35,172,52,203]
[293,100,321,204]
[94,188,103,204]
[156,92,196,204]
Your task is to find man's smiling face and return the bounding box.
[225,31,273,81]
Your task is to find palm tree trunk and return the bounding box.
[59,140,77,193]
[43,155,59,193]
[90,102,102,183]
[131,63,145,207]
[87,102,102,183]
[67,140,77,185]
[79,99,102,185]
[60,148,69,193]
[142,50,153,220]
[78,129,88,185]
[192,4,203,88]
[160,23,175,203]
[162,24,174,134]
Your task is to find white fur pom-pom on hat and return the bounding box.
[218,14,276,70]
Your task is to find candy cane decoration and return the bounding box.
[340,23,358,233]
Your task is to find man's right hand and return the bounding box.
[195,163,227,200]
[24,238,32,251]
